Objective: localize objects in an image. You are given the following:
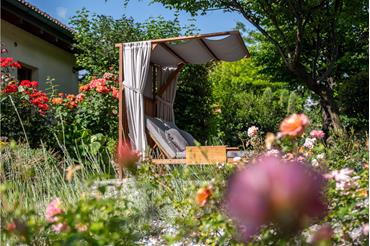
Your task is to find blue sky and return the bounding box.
[27,0,253,34]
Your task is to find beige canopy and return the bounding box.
[150,31,249,66]
[115,31,249,153]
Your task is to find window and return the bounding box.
[17,63,37,81]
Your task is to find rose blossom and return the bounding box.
[247,126,258,138]
[52,97,63,105]
[279,113,309,137]
[310,130,325,139]
[76,93,85,102]
[225,155,327,242]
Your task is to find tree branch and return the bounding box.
[229,0,289,66]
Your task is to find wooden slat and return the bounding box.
[156,63,184,97]
[186,146,227,164]
[198,39,219,61]
[160,43,187,64]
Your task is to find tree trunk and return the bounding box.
[317,87,343,134]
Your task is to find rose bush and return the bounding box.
[1,54,52,147]
[50,73,119,156]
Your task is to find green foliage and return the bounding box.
[174,64,214,142]
[69,9,197,78]
[336,71,369,130]
[209,59,304,145]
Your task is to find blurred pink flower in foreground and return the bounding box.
[115,141,141,178]
[310,130,325,139]
[45,198,68,233]
[224,155,327,242]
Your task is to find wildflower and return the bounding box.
[247,126,258,138]
[317,153,326,160]
[311,159,319,167]
[76,223,88,232]
[225,155,327,242]
[279,113,309,137]
[45,198,68,233]
[310,130,325,139]
[196,185,213,206]
[76,93,85,102]
[6,222,16,232]
[265,132,275,150]
[115,141,141,178]
[52,97,63,105]
[310,224,333,244]
[2,83,17,93]
[304,137,316,149]
[45,198,64,223]
[363,224,369,236]
[324,168,356,191]
[66,165,81,182]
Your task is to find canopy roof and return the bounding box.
[116,31,250,66]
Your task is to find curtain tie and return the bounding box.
[123,82,141,93]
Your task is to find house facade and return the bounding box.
[1,0,78,93]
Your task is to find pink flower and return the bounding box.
[310,130,325,139]
[112,87,119,99]
[247,126,258,137]
[45,198,64,223]
[363,223,369,235]
[279,114,310,137]
[225,155,327,242]
[45,198,68,233]
[76,93,85,102]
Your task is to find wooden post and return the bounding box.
[116,44,129,144]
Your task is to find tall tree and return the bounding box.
[143,0,368,132]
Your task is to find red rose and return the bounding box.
[2,84,18,93]
[30,81,39,87]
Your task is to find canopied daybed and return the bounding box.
[115,31,250,164]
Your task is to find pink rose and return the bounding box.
[310,130,325,139]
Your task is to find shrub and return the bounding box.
[1,56,52,147]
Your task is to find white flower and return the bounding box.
[247,126,258,137]
[317,153,326,160]
[311,159,319,167]
[349,227,363,240]
[303,137,316,149]
[233,156,241,162]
